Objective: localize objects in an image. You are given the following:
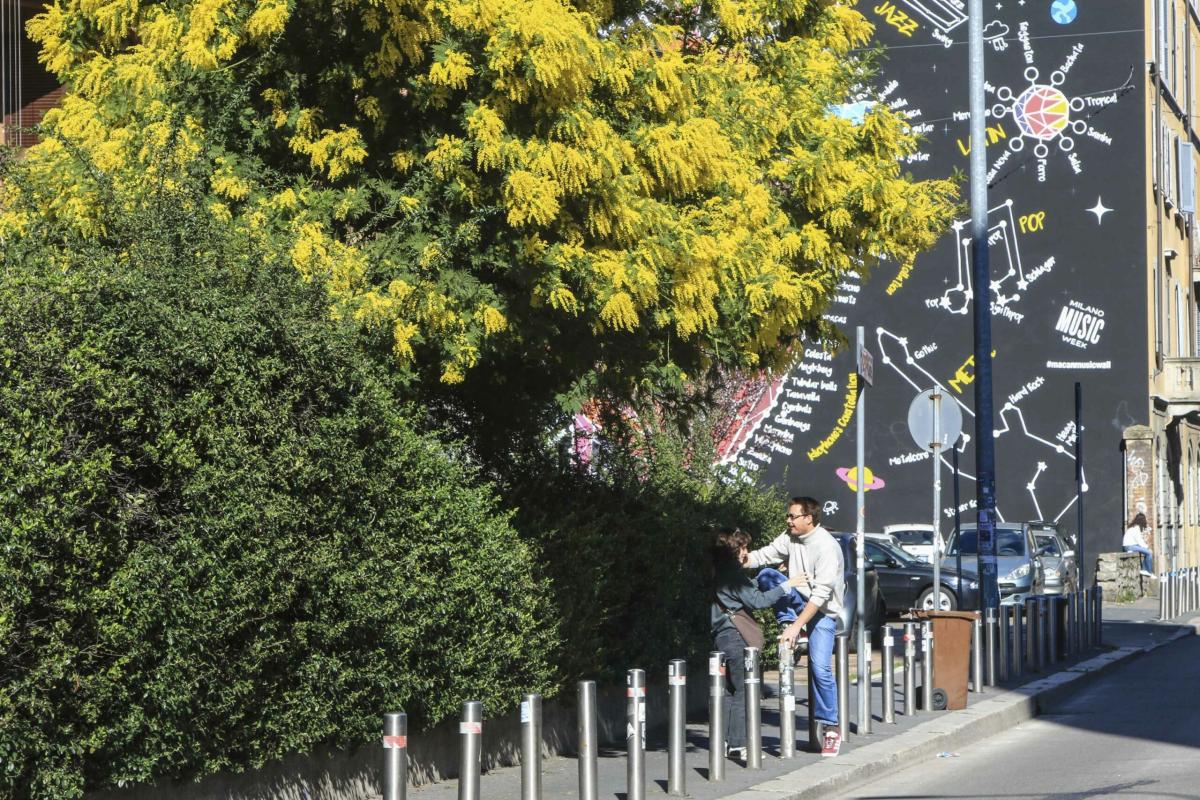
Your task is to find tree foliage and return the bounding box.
[0,161,555,799]
[16,0,957,448]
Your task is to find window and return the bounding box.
[1177,283,1187,355]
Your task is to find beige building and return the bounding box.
[1140,0,1200,574]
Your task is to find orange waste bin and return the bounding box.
[907,609,979,710]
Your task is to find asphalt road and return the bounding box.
[833,634,1200,800]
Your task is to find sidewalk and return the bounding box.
[409,600,1200,800]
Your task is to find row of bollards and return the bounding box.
[382,589,1108,798]
[1158,565,1200,620]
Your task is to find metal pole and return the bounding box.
[855,327,869,738]
[779,642,796,758]
[1034,598,1046,672]
[997,605,1009,682]
[985,607,998,687]
[882,628,896,723]
[969,0,1001,620]
[744,647,762,769]
[708,652,725,782]
[458,701,482,800]
[1093,586,1103,645]
[578,681,598,800]
[954,441,965,607]
[903,622,917,716]
[1047,599,1060,665]
[970,615,982,692]
[383,712,408,800]
[1075,383,1085,590]
[862,639,873,734]
[1012,603,1025,679]
[932,390,943,607]
[808,659,820,753]
[836,634,849,741]
[520,694,542,800]
[1067,591,1077,656]
[667,660,686,796]
[1082,585,1093,648]
[627,669,645,800]
[1159,574,1166,620]
[921,621,935,712]
[1024,597,1038,670]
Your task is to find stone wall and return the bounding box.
[1096,551,1151,602]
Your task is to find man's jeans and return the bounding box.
[807,612,839,728]
[1124,544,1153,573]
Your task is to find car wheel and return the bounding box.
[917,585,958,611]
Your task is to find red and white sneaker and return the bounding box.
[821,728,841,757]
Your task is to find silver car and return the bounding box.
[1031,523,1078,595]
[942,523,1046,606]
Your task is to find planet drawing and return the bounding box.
[836,466,886,492]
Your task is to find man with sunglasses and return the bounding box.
[743,496,845,756]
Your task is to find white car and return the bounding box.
[883,523,946,564]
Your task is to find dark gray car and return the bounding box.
[942,522,1046,606]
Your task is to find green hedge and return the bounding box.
[0,179,556,798]
[509,414,788,684]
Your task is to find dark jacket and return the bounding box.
[711,560,787,638]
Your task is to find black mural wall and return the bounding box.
[719,0,1148,560]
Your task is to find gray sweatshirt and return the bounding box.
[744,525,845,618]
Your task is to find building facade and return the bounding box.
[0,0,62,148]
[720,1,1160,584]
[1141,0,1200,575]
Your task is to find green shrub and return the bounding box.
[0,171,556,798]
[508,412,787,684]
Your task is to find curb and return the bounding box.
[729,623,1199,800]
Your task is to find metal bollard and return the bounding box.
[903,622,917,715]
[667,660,686,796]
[1159,574,1167,620]
[1093,586,1103,645]
[921,622,934,712]
[1047,599,1060,664]
[836,634,849,741]
[707,652,725,782]
[808,659,820,753]
[861,640,872,735]
[985,607,998,687]
[1035,597,1047,671]
[626,669,646,800]
[970,615,983,692]
[458,701,482,800]
[778,642,796,758]
[1012,603,1025,679]
[997,605,1010,682]
[578,681,598,800]
[1069,591,1078,653]
[1023,597,1038,670]
[882,628,896,723]
[520,694,542,800]
[383,712,408,800]
[744,647,762,769]
[1082,587,1093,648]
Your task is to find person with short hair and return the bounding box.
[711,528,804,762]
[1123,512,1155,578]
[743,496,846,757]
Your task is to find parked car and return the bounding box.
[942,523,1046,605]
[883,523,945,563]
[825,532,889,647]
[864,538,980,613]
[864,531,904,550]
[1029,521,1078,595]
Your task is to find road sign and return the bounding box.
[907,389,963,452]
[857,343,874,386]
